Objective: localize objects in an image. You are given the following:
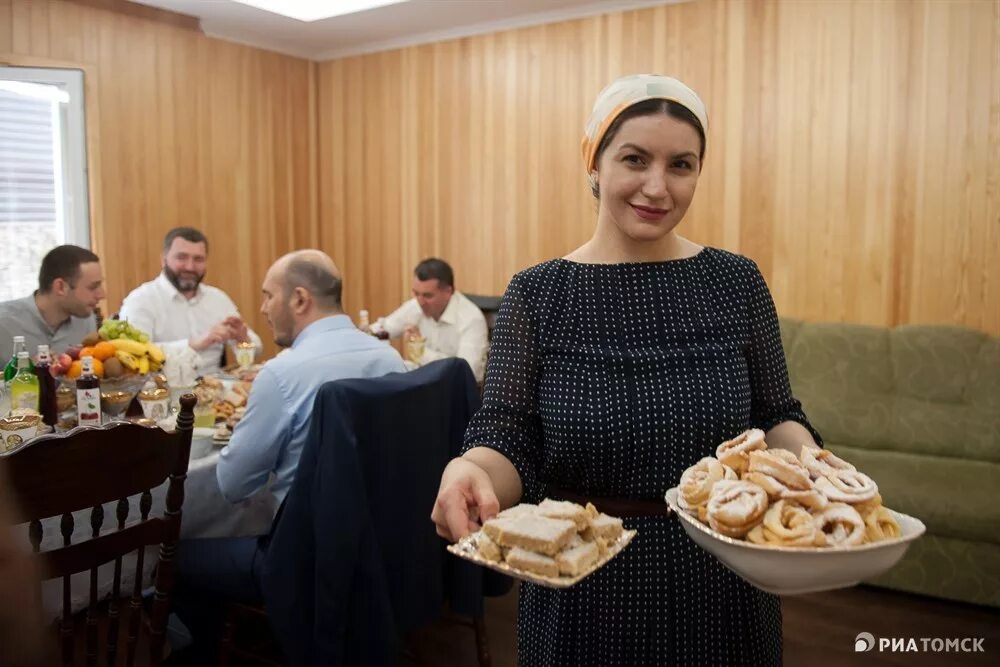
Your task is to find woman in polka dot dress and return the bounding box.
[431,74,823,666]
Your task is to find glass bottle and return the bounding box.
[9,351,40,412]
[34,345,58,427]
[4,335,33,383]
[76,356,102,426]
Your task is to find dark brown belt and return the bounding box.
[550,488,674,518]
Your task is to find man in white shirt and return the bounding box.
[118,227,261,374]
[373,258,488,384]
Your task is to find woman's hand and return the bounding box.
[765,420,821,458]
[431,457,501,542]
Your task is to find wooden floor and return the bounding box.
[154,583,998,665]
[413,584,999,667]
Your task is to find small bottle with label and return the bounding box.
[34,344,58,427]
[76,356,102,426]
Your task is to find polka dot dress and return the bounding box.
[463,248,822,666]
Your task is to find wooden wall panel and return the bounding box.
[317,0,999,335]
[1,0,316,357]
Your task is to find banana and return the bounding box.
[147,343,165,364]
[138,356,150,374]
[110,338,150,357]
[115,350,141,371]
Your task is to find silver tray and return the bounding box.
[447,529,637,589]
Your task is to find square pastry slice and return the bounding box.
[483,515,577,556]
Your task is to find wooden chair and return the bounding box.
[1,395,196,666]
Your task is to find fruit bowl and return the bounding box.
[58,374,149,423]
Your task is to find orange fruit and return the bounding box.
[66,360,83,379]
[91,358,105,378]
[92,341,116,361]
[79,346,96,360]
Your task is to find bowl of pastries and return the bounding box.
[664,429,925,596]
[447,498,636,588]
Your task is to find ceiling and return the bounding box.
[130,0,680,61]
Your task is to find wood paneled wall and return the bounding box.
[317,0,999,335]
[1,0,995,345]
[1,0,317,356]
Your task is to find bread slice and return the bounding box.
[475,532,503,563]
[505,547,559,578]
[482,515,577,556]
[537,499,589,530]
[589,513,624,542]
[556,541,600,577]
[496,503,538,520]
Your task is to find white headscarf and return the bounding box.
[581,74,709,173]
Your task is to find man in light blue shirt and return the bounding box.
[216,255,404,504]
[171,249,404,661]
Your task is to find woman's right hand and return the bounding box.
[431,456,501,542]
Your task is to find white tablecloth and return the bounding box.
[24,448,276,620]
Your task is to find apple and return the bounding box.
[58,353,73,368]
[65,345,82,361]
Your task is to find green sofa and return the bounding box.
[779,319,1000,608]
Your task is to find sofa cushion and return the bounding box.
[781,322,893,450]
[867,532,1000,608]
[781,321,1000,464]
[830,444,1000,545]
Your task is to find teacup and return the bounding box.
[139,386,170,421]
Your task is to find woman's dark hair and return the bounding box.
[591,99,706,198]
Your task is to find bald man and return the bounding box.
[171,251,405,662]
[216,250,405,502]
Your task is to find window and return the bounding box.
[0,67,90,302]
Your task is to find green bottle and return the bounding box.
[4,335,33,383]
[9,351,40,413]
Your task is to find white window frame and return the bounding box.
[0,66,91,247]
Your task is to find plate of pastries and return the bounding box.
[664,429,925,595]
[448,499,636,588]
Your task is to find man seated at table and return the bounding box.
[0,245,105,361]
[118,227,262,375]
[372,257,488,384]
[169,249,405,662]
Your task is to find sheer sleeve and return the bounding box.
[462,273,544,497]
[745,261,824,446]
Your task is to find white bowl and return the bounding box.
[190,427,215,460]
[664,487,926,596]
